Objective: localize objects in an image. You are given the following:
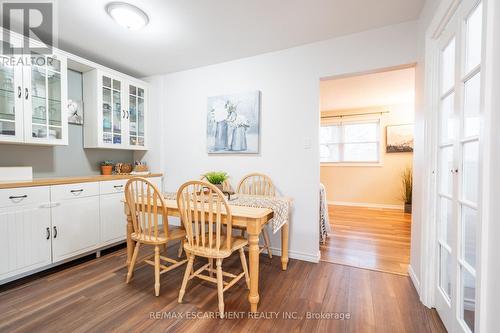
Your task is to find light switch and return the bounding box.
[303,137,312,149]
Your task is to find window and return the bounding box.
[320,120,380,163]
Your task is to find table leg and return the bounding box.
[247,219,261,312]
[281,221,289,270]
[125,204,134,267]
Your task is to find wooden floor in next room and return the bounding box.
[321,205,411,276]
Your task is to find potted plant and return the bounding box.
[203,171,229,192]
[401,167,413,214]
[100,160,114,175]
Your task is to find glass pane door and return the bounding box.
[437,36,457,314]
[128,84,145,146]
[30,56,63,140]
[0,62,17,138]
[457,3,482,332]
[435,2,482,333]
[102,76,123,145]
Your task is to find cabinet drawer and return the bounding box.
[51,182,99,201]
[100,179,128,195]
[0,186,50,208]
[100,177,162,195]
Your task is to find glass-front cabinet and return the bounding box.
[0,61,23,142]
[0,53,67,145]
[83,69,148,150]
[25,55,68,145]
[101,75,125,146]
[127,83,146,148]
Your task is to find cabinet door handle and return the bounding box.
[122,110,126,118]
[70,189,84,193]
[18,86,22,98]
[126,110,129,119]
[25,87,29,100]
[53,226,58,238]
[9,194,27,199]
[114,185,124,188]
[46,227,51,240]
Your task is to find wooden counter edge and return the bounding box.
[0,173,163,189]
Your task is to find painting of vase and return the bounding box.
[207,91,260,154]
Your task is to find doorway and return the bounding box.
[319,66,416,276]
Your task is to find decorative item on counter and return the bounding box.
[130,161,150,175]
[100,160,114,175]
[114,162,133,174]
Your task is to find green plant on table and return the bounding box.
[203,171,228,185]
[401,167,413,204]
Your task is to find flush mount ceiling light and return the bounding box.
[106,2,149,31]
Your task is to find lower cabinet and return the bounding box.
[0,187,52,281]
[99,177,162,245]
[0,176,162,283]
[100,192,126,245]
[51,196,100,262]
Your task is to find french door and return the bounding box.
[435,1,483,332]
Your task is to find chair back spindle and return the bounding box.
[125,177,169,242]
[177,181,232,255]
[237,173,276,197]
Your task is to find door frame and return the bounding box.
[420,0,490,332]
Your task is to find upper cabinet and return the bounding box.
[83,69,148,150]
[0,60,23,142]
[0,54,68,145]
[25,55,68,145]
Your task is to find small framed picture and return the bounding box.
[386,124,414,153]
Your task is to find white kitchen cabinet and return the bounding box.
[0,176,162,284]
[50,183,100,262]
[0,62,24,143]
[99,177,161,245]
[24,55,68,145]
[0,187,52,281]
[100,192,126,245]
[83,69,148,150]
[0,54,68,145]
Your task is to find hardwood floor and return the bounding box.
[321,205,411,275]
[0,243,445,333]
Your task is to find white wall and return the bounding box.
[134,75,166,190]
[144,21,418,262]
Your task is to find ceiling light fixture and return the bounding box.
[106,2,149,31]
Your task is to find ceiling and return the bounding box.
[55,0,425,77]
[320,67,416,111]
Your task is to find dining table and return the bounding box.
[124,194,291,312]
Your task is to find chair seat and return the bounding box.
[184,236,248,258]
[131,225,186,244]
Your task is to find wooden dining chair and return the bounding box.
[236,173,275,258]
[177,181,249,318]
[124,177,188,296]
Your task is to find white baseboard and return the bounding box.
[328,200,403,210]
[267,246,320,263]
[408,264,421,295]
